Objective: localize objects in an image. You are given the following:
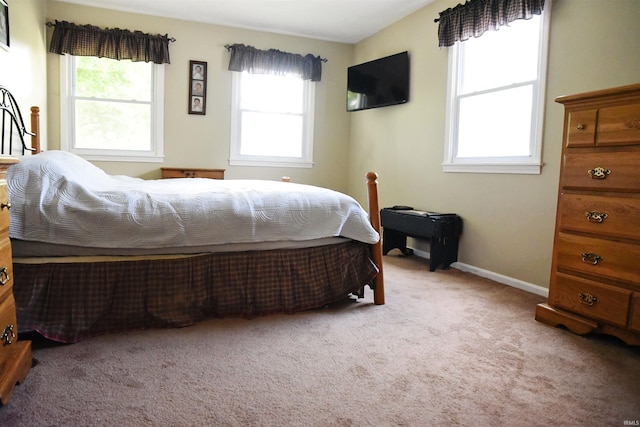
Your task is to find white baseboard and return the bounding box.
[409,247,549,298]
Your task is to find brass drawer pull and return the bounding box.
[625,118,640,129]
[1,324,15,346]
[578,293,598,306]
[576,124,586,130]
[0,201,10,210]
[581,252,602,265]
[0,266,9,285]
[587,167,611,179]
[585,210,608,223]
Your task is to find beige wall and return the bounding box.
[0,0,47,154]
[347,0,640,288]
[45,1,354,190]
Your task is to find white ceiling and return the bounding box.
[54,0,436,44]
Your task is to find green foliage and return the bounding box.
[73,57,153,150]
[76,56,151,100]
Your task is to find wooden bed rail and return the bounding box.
[30,106,41,154]
[366,172,384,305]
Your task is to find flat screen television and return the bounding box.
[346,51,409,112]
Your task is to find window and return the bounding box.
[230,71,315,167]
[60,55,164,162]
[443,9,550,174]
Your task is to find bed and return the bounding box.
[0,86,384,343]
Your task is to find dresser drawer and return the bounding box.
[0,237,12,303]
[555,232,640,284]
[0,292,18,357]
[566,103,640,148]
[562,151,640,192]
[566,109,597,148]
[0,184,9,232]
[597,103,640,147]
[550,272,631,327]
[558,193,640,240]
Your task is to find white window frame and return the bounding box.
[60,54,165,162]
[229,71,315,168]
[442,5,551,174]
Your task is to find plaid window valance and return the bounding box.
[48,20,173,64]
[436,0,545,47]
[226,44,325,82]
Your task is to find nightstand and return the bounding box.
[161,167,225,179]
[0,156,31,405]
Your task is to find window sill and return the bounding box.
[72,153,165,163]
[442,162,543,174]
[229,158,313,168]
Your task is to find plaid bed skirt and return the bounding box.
[13,241,378,343]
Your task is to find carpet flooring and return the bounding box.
[2,254,639,426]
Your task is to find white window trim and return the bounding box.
[229,71,315,168]
[60,55,165,163]
[442,4,551,175]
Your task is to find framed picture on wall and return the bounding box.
[0,0,9,51]
[188,60,207,115]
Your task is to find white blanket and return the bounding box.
[8,151,379,249]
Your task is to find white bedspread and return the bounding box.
[7,151,379,248]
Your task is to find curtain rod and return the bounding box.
[45,21,177,42]
[224,44,328,63]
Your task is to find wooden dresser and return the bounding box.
[161,167,225,179]
[535,83,640,345]
[0,156,31,404]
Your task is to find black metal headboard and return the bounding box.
[0,86,36,155]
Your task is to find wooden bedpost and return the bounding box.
[30,106,40,154]
[366,172,385,305]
